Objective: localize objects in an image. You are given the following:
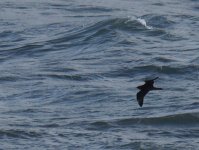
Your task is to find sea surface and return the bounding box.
[0,0,199,149]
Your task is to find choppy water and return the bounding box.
[0,0,199,149]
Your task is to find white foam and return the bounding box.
[137,18,153,30]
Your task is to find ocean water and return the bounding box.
[0,0,199,149]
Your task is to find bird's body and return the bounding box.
[136,77,162,107]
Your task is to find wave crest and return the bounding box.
[89,112,199,129]
[115,112,199,126]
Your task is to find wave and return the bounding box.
[105,63,199,78]
[45,15,184,53]
[0,129,42,139]
[115,112,199,126]
[0,17,150,59]
[34,63,198,82]
[0,15,182,60]
[135,15,184,41]
[136,64,198,75]
[0,43,48,61]
[64,5,119,13]
[190,56,199,64]
[47,16,173,45]
[1,15,179,58]
[142,14,175,28]
[36,73,90,81]
[137,18,153,29]
[89,112,199,129]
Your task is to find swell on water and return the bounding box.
[1,15,179,61]
[89,112,199,129]
[46,16,176,45]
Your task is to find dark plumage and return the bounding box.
[136,77,162,107]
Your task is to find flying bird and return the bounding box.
[136,77,162,107]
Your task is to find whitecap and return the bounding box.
[137,18,153,29]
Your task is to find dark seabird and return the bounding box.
[136,77,162,107]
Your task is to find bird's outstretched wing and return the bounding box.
[136,90,149,107]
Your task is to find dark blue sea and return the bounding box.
[0,0,199,149]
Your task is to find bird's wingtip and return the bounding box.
[144,77,159,82]
[137,98,143,107]
[152,77,159,80]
